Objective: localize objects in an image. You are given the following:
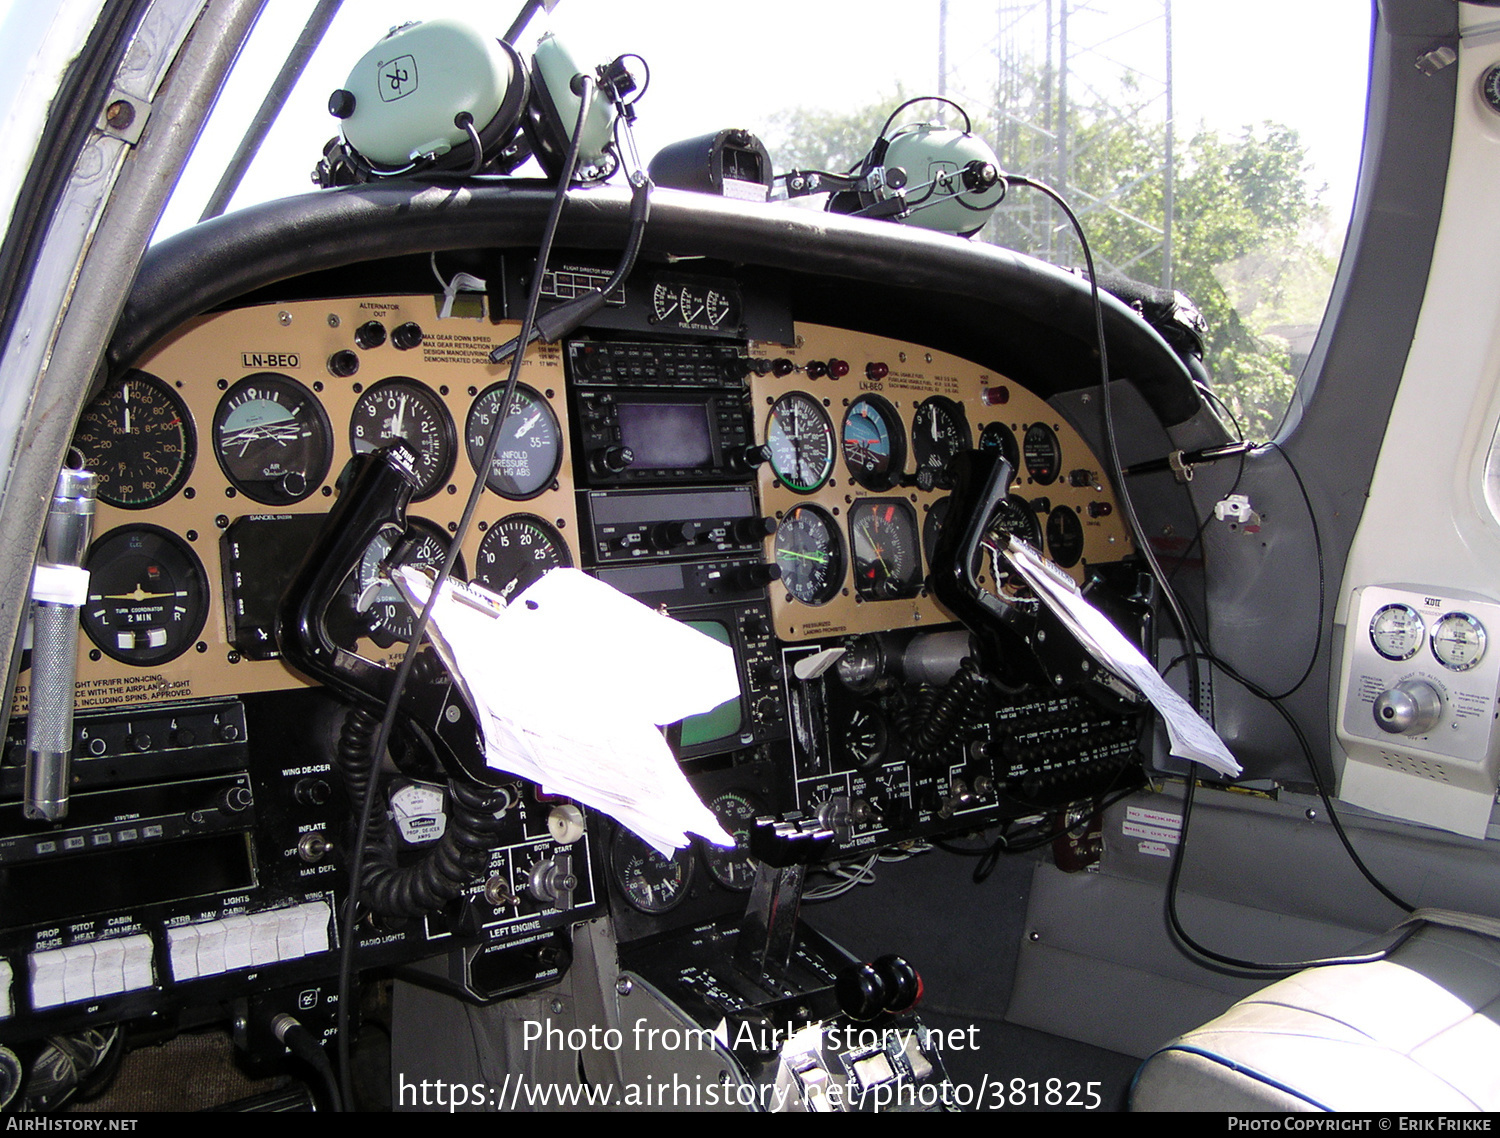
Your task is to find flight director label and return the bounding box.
[241,353,300,369]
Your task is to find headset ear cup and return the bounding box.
[429,38,530,173]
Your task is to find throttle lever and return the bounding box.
[275,445,498,786]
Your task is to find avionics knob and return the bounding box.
[592,445,634,476]
[649,520,699,551]
[1373,680,1442,735]
[733,563,782,590]
[729,444,771,472]
[733,516,778,543]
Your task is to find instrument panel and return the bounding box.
[0,275,1146,1067]
[18,299,1134,717]
[15,296,580,715]
[750,326,1134,642]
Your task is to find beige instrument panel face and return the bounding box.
[13,296,579,715]
[13,299,1134,714]
[751,324,1134,642]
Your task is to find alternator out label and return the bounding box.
[1122,804,1181,845]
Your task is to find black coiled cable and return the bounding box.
[333,706,511,918]
[907,658,990,765]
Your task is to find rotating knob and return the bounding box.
[649,520,699,552]
[592,445,634,476]
[1373,680,1442,735]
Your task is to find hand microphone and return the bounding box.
[24,466,97,822]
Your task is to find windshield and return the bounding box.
[157,0,1372,441]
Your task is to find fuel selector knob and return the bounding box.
[1373,680,1442,735]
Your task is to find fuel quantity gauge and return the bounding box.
[610,828,694,914]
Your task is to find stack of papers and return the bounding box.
[395,566,737,856]
[998,537,1242,779]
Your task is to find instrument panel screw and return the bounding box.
[327,314,340,328]
[105,100,134,130]
[549,998,565,1015]
[277,311,292,326]
[616,978,633,996]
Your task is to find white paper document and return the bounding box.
[998,538,1242,778]
[395,566,738,855]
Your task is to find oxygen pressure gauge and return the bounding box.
[1431,612,1486,672]
[1369,602,1424,661]
[1481,64,1500,116]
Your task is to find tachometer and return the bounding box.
[349,518,462,647]
[212,373,332,505]
[773,504,844,605]
[72,371,195,509]
[475,515,572,603]
[465,383,563,500]
[765,392,835,493]
[349,377,456,500]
